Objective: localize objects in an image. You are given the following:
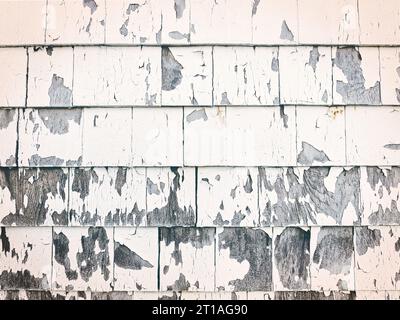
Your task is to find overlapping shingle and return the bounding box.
[1,0,400,300]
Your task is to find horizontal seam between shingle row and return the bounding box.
[2,44,400,48]
[1,105,399,108]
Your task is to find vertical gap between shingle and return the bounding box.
[213,227,216,292]
[157,227,161,291]
[72,46,75,106]
[15,109,20,224]
[15,109,20,170]
[224,106,228,164]
[25,47,29,108]
[294,105,298,165]
[257,166,260,227]
[352,226,357,292]
[378,47,383,105]
[81,108,84,166]
[356,0,361,44]
[271,227,274,293]
[195,167,198,226]
[17,125,21,224]
[309,226,312,291]
[44,0,49,43]
[331,46,334,105]
[160,47,163,105]
[342,38,348,167]
[277,47,281,104]
[145,167,148,220]
[344,105,348,165]
[211,46,215,107]
[182,107,185,166]
[130,108,133,168]
[112,226,115,291]
[50,226,54,291]
[67,168,70,226]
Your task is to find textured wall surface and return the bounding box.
[1,0,400,300]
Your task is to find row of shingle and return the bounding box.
[1,106,399,167]
[1,166,399,227]
[1,225,400,292]
[2,290,400,300]
[1,0,399,46]
[1,45,400,107]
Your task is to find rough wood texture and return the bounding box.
[0,0,400,300]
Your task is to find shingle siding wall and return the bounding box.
[0,0,400,300]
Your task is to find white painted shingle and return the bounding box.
[273,227,311,291]
[216,227,273,291]
[333,47,381,105]
[18,109,83,167]
[190,0,253,44]
[113,228,158,291]
[0,169,17,226]
[358,0,400,45]
[296,106,346,166]
[346,107,400,165]
[184,106,227,165]
[146,167,195,226]
[0,48,27,107]
[18,168,69,226]
[380,47,400,105]
[27,47,73,107]
[132,108,183,166]
[162,47,212,106]
[46,0,106,44]
[0,109,18,166]
[0,227,52,290]
[52,227,114,291]
[252,0,298,45]
[279,46,332,105]
[360,167,400,226]
[197,167,259,227]
[0,0,46,45]
[160,0,190,44]
[355,226,400,290]
[184,107,296,166]
[73,47,161,106]
[82,108,132,166]
[105,0,161,44]
[159,227,215,291]
[258,167,362,227]
[213,47,279,105]
[298,0,359,44]
[310,226,355,291]
[69,167,146,227]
